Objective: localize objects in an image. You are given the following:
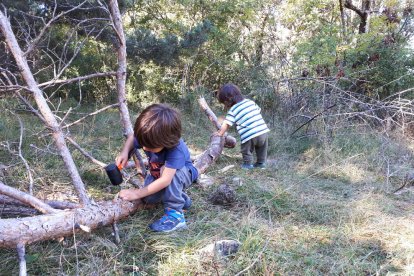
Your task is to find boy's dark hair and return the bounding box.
[217,83,244,108]
[134,104,181,149]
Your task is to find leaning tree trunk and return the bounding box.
[108,0,133,137]
[198,97,236,148]
[0,10,90,206]
[107,0,146,175]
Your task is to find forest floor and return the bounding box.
[1,102,414,275]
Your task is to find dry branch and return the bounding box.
[193,135,225,175]
[198,97,236,148]
[0,181,58,214]
[17,243,27,276]
[108,0,133,136]
[63,103,120,129]
[39,72,117,88]
[66,136,107,168]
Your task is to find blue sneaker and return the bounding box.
[149,208,187,233]
[254,163,266,169]
[241,163,254,170]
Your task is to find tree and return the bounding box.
[0,2,236,274]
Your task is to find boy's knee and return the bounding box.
[143,194,161,204]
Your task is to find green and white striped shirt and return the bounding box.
[224,99,270,144]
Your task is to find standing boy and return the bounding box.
[116,104,198,232]
[215,83,270,169]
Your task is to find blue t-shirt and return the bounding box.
[134,138,198,182]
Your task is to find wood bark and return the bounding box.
[198,97,237,148]
[0,200,143,248]
[108,0,133,136]
[193,135,225,175]
[339,0,347,39]
[0,10,90,206]
[17,243,27,276]
[107,1,146,175]
[0,195,79,210]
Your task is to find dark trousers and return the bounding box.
[142,167,192,213]
[240,133,268,165]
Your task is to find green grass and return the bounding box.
[1,99,414,275]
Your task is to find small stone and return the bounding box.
[198,174,215,188]
[198,239,241,259]
[232,177,242,186]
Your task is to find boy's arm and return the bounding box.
[116,134,135,168]
[118,167,176,201]
[216,122,230,136]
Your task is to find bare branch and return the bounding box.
[198,97,237,148]
[0,181,58,214]
[63,103,120,129]
[24,1,88,56]
[38,72,117,88]
[108,0,133,136]
[11,111,35,194]
[17,243,27,276]
[65,136,107,168]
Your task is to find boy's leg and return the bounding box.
[162,167,192,213]
[255,133,268,164]
[240,140,254,165]
[148,167,192,232]
[143,167,192,211]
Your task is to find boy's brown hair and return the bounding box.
[134,104,181,149]
[217,83,244,108]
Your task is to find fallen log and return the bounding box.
[198,97,236,148]
[0,199,143,248]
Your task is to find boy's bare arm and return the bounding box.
[118,167,176,201]
[216,122,230,136]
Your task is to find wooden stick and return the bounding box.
[0,181,58,214]
[198,97,236,148]
[17,243,27,276]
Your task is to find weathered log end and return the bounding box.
[194,135,225,175]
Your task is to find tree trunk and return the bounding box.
[108,0,133,136]
[198,97,237,148]
[107,1,146,175]
[339,0,347,39]
[344,0,370,33]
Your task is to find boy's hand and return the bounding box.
[115,151,129,169]
[119,188,141,201]
[116,134,135,168]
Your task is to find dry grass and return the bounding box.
[1,100,414,275]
